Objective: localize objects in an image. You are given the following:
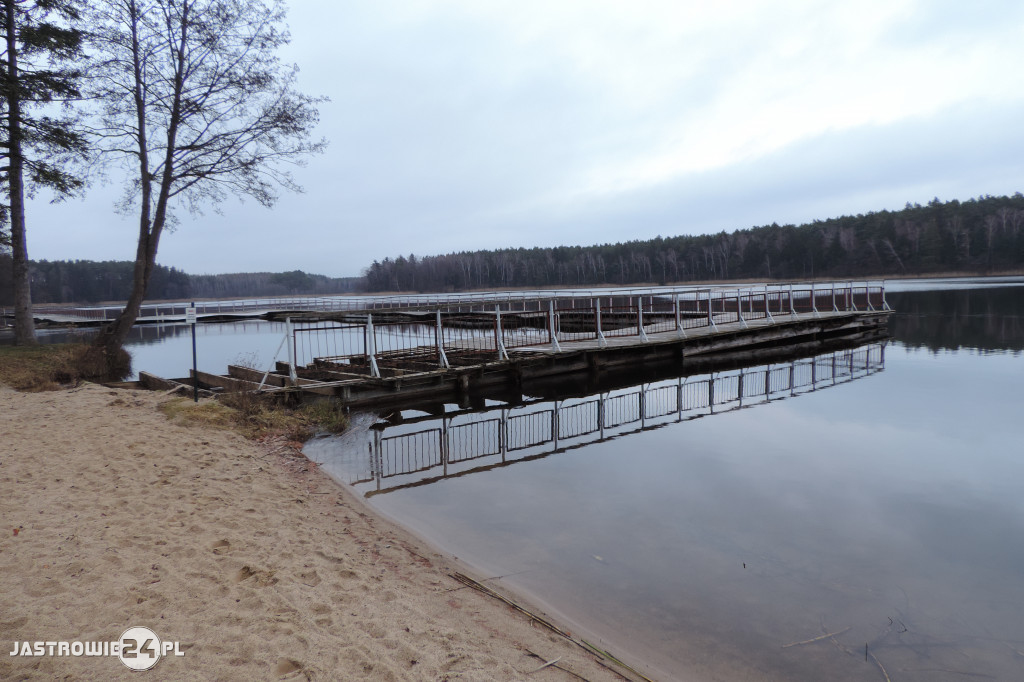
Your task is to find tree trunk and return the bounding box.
[4,0,36,345]
[94,0,159,353]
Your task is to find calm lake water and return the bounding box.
[303,280,1024,682]
[4,279,1022,680]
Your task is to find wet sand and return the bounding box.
[0,383,642,681]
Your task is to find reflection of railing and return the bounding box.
[351,343,886,493]
[291,282,889,372]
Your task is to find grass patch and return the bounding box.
[160,392,349,442]
[0,343,131,390]
[299,399,350,434]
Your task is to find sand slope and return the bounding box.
[0,383,634,681]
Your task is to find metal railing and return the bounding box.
[348,343,886,492]
[288,282,888,376]
[22,280,888,323]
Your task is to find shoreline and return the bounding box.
[309,431,671,682]
[0,382,650,680]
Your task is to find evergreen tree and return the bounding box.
[1,0,87,344]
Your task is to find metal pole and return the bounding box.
[637,297,650,342]
[366,314,380,378]
[190,302,198,402]
[258,332,290,392]
[549,301,562,352]
[674,293,685,337]
[737,290,747,328]
[595,300,607,348]
[494,305,509,360]
[286,317,298,385]
[435,310,450,369]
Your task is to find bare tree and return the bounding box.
[1,0,87,345]
[89,0,325,353]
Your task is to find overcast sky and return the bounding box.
[24,0,1024,278]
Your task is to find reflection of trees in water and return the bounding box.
[887,287,1024,353]
[1,320,284,348]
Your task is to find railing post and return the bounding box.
[764,285,774,323]
[286,317,298,385]
[674,293,685,337]
[442,416,449,477]
[707,290,718,330]
[435,310,450,369]
[595,300,608,348]
[637,297,650,342]
[500,409,507,462]
[737,290,748,328]
[866,282,876,311]
[552,402,559,450]
[639,386,646,427]
[548,300,562,352]
[494,305,509,360]
[789,285,795,315]
[882,281,891,311]
[811,282,820,318]
[373,430,382,492]
[366,313,381,378]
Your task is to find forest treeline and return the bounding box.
[364,194,1024,292]
[3,194,1024,305]
[0,258,360,305]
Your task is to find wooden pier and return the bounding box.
[156,282,892,410]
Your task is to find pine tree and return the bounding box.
[1,0,88,344]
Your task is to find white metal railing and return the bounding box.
[288,282,888,378]
[23,280,888,323]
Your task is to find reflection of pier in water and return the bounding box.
[329,343,885,496]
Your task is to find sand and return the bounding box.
[0,383,639,681]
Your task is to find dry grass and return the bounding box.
[0,342,346,440]
[0,344,99,391]
[159,392,349,443]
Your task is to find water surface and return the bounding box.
[307,281,1024,681]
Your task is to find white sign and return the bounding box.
[185,306,197,325]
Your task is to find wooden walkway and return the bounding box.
[129,282,892,408]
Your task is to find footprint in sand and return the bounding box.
[211,539,231,555]
[275,658,303,676]
[234,565,278,586]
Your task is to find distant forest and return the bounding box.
[364,194,1024,291]
[2,194,1023,305]
[0,259,360,305]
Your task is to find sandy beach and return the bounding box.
[0,382,641,681]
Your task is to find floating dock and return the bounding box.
[153,282,892,409]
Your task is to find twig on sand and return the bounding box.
[782,627,851,648]
[527,656,562,673]
[525,649,591,681]
[821,618,854,656]
[867,648,893,682]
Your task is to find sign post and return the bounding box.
[186,303,198,402]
